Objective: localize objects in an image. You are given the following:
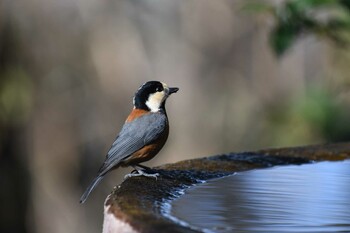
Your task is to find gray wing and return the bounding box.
[97,112,167,176]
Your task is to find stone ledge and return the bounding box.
[103,142,350,233]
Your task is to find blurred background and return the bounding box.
[1,0,350,232]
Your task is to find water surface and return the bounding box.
[170,161,350,233]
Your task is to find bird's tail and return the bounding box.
[80,175,104,204]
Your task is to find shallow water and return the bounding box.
[170,161,350,233]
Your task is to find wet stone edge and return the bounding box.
[104,142,350,233]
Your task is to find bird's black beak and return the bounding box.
[169,87,179,95]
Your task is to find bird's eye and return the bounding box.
[156,86,163,92]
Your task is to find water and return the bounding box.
[169,161,350,233]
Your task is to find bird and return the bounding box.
[80,81,179,203]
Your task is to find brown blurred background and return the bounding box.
[1,0,350,233]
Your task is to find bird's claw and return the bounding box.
[124,170,159,180]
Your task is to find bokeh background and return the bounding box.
[1,0,350,233]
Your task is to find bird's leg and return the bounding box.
[135,164,150,170]
[128,164,151,174]
[135,164,160,175]
[124,165,159,180]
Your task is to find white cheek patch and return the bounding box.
[146,91,166,112]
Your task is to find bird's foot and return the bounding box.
[124,169,159,180]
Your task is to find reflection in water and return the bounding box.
[170,161,350,233]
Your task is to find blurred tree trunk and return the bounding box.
[0,126,32,233]
[0,13,34,233]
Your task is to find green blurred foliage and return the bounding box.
[0,68,33,126]
[244,0,350,56]
[243,0,350,144]
[265,88,350,146]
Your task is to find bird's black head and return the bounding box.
[133,81,179,112]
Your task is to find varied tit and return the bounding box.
[80,81,179,203]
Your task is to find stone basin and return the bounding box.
[102,142,350,233]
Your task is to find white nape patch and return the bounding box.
[145,83,169,112]
[103,205,138,233]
